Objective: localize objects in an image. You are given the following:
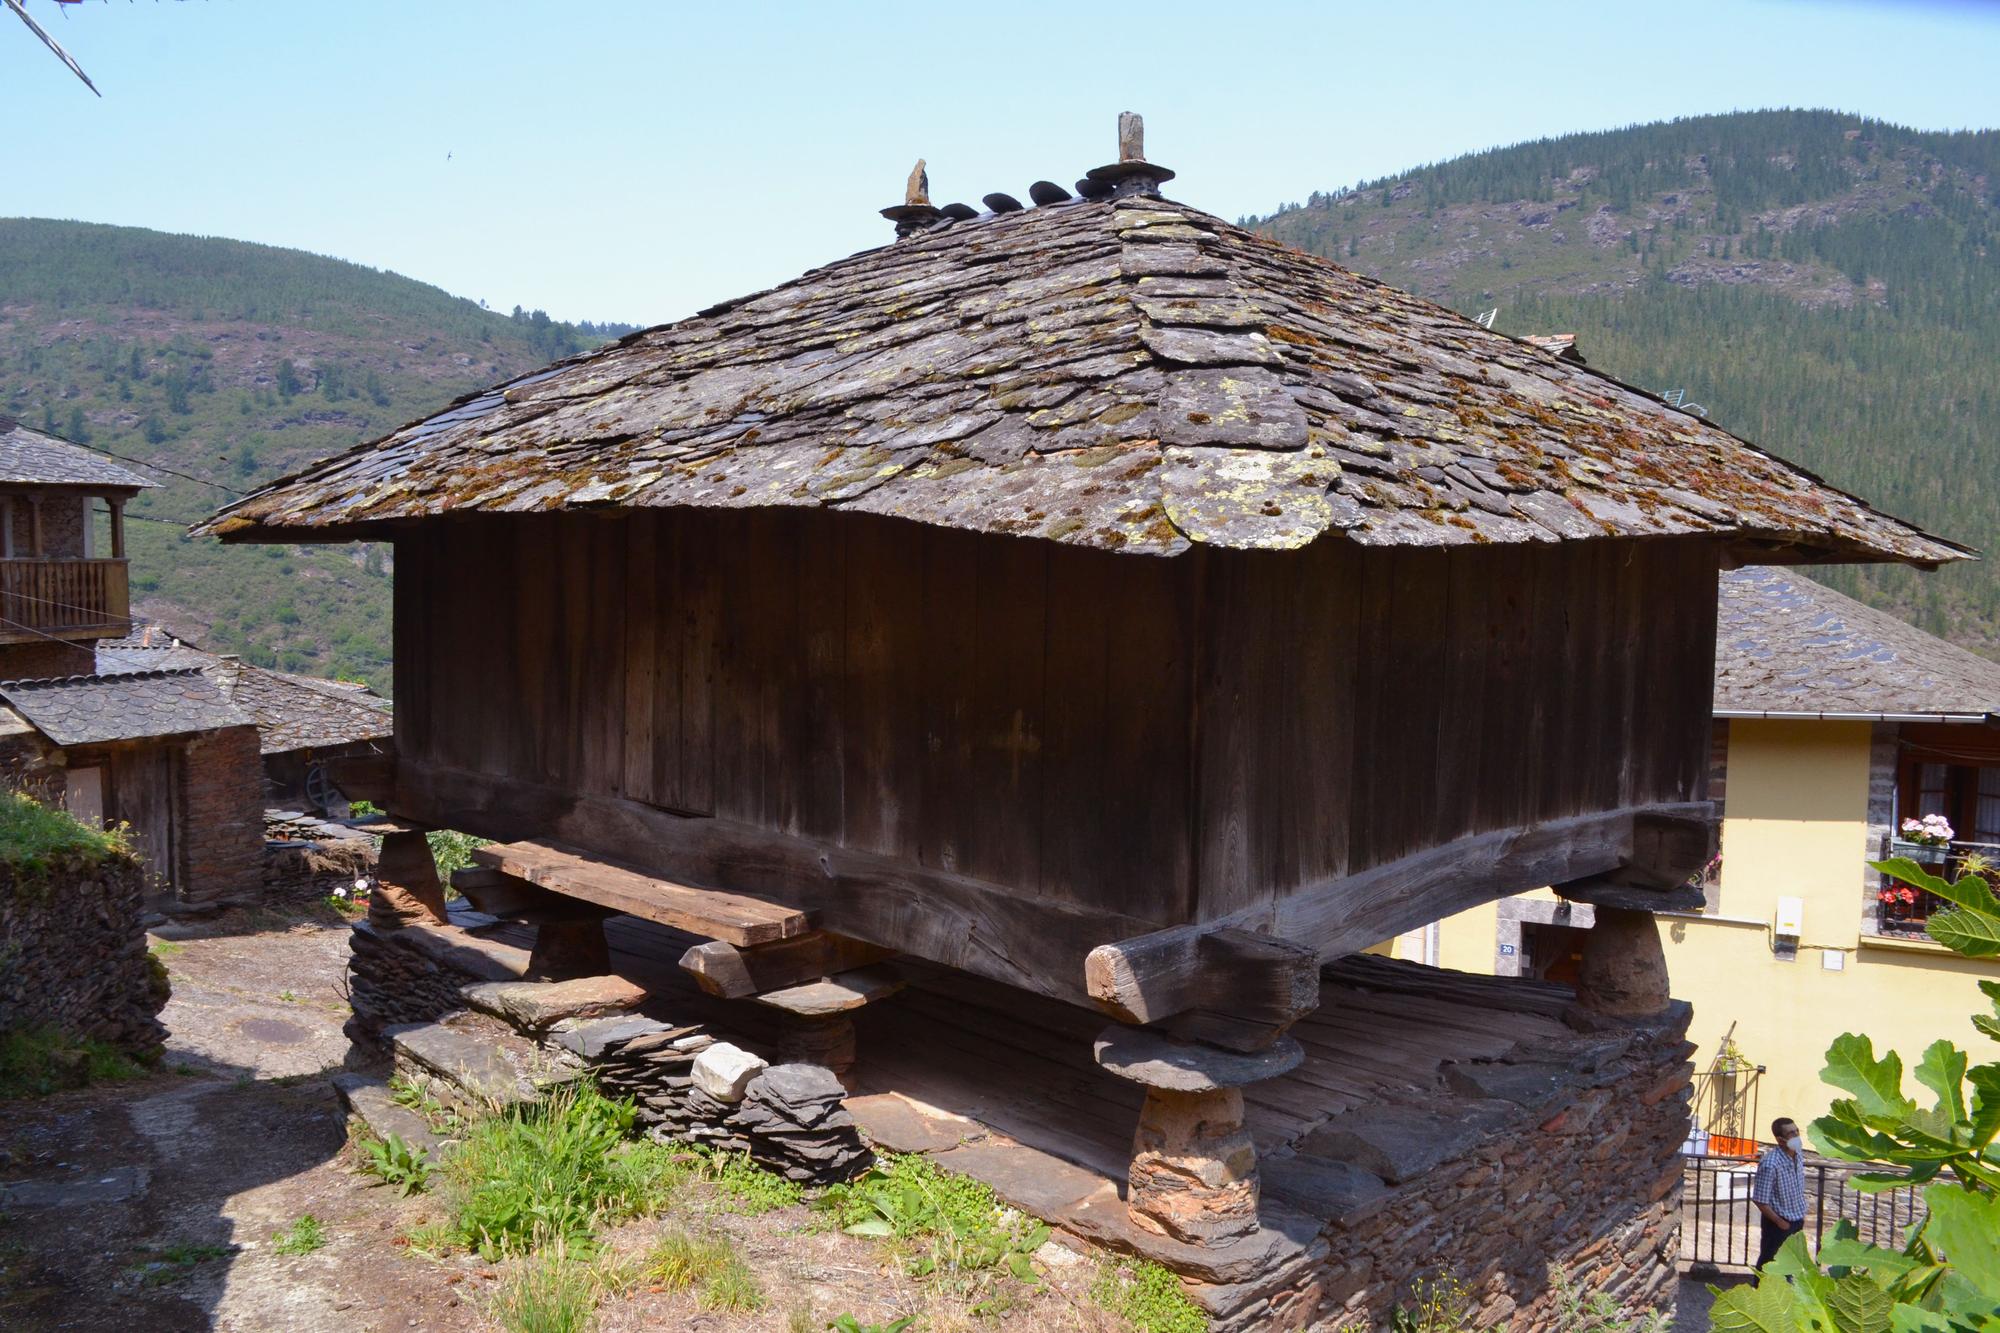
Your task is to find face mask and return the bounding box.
[1786,1136,1803,1153]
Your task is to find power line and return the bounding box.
[26,423,247,497]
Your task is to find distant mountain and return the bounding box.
[0,219,634,689]
[1255,109,2000,654]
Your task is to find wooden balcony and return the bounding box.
[0,558,131,644]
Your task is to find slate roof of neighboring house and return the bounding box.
[90,623,392,755]
[0,416,157,489]
[197,194,1964,568]
[0,668,251,746]
[1715,566,2000,721]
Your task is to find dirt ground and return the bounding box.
[0,910,1131,1332]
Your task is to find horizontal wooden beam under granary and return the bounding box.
[199,116,1965,1296]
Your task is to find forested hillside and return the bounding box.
[1257,110,2000,652]
[0,219,633,689]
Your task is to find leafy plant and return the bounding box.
[357,1131,433,1197]
[1388,1272,1472,1333]
[818,1152,1047,1281]
[271,1214,326,1256]
[828,1316,916,1333]
[1548,1264,1669,1332]
[1705,857,2000,1331]
[1090,1258,1207,1333]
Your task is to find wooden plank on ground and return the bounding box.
[472,839,813,946]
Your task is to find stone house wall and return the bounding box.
[177,724,265,904]
[0,851,167,1055]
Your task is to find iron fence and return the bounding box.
[1680,1152,1928,1273]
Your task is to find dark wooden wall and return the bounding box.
[394,510,1716,930]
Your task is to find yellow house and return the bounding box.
[1418,567,2000,1145]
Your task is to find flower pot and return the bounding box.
[1891,839,1948,865]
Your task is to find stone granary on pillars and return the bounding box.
[198,118,1965,1322]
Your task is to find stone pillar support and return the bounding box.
[1094,1026,1303,1247]
[528,918,612,981]
[752,965,905,1089]
[1575,905,1672,1018]
[368,826,449,928]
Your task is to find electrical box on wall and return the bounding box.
[1773,895,1804,961]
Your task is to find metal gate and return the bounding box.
[1680,1154,1929,1272]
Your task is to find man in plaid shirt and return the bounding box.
[1752,1116,1808,1266]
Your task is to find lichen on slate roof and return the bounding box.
[0,416,156,490]
[1715,567,2000,720]
[0,668,250,746]
[198,196,1964,567]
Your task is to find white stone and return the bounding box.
[691,1042,767,1102]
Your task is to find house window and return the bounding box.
[1886,755,2000,935]
[1978,768,2000,846]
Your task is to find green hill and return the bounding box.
[0,219,633,690]
[1255,109,2000,653]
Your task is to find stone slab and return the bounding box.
[360,920,531,983]
[332,1072,450,1157]
[753,965,906,1015]
[386,1017,568,1108]
[1256,1151,1393,1222]
[0,1165,149,1208]
[1298,1104,1496,1185]
[1442,1059,1572,1109]
[462,975,647,1030]
[1094,1027,1303,1091]
[553,1014,676,1060]
[846,1092,976,1155]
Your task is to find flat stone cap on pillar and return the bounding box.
[1094,1026,1302,1091]
[1554,877,1707,913]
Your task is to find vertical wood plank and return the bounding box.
[1038,541,1111,908]
[1472,544,1536,834]
[966,534,1048,891]
[677,509,718,816]
[621,512,657,803]
[796,509,847,842]
[580,517,626,798]
[1289,538,1357,887]
[1100,549,1197,924]
[843,516,923,855]
[919,525,979,875]
[648,512,685,810]
[1351,546,1448,871]
[390,530,430,766]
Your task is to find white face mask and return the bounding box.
[1786,1136,1803,1153]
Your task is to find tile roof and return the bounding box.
[1715,567,2000,720]
[0,668,250,746]
[91,624,392,754]
[198,195,1964,567]
[0,417,157,489]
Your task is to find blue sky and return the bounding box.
[5,1,1999,324]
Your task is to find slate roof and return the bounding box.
[90,623,392,754]
[198,194,1964,567]
[1715,567,2000,721]
[0,669,251,746]
[0,417,157,490]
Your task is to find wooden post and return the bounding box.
[108,497,125,559]
[1575,906,1672,1017]
[27,496,43,558]
[1094,1027,1302,1246]
[368,828,449,928]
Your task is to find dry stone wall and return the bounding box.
[0,852,167,1056]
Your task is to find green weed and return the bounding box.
[828,1315,916,1333]
[147,939,186,961]
[271,1214,326,1256]
[356,1131,433,1196]
[1388,1273,1473,1333]
[131,1240,235,1286]
[694,1147,804,1214]
[489,1244,611,1333]
[643,1229,764,1311]
[1091,1258,1207,1333]
[819,1152,1046,1282]
[0,1026,150,1099]
[0,789,129,881]
[433,1083,688,1259]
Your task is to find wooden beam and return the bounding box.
[1085,803,1712,1027]
[396,759,1155,1005]
[450,866,617,923]
[472,839,814,947]
[324,751,397,804]
[1623,808,1719,890]
[680,932,895,1000]
[1157,928,1322,1053]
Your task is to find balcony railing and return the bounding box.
[0,557,132,643]
[1876,837,1999,935]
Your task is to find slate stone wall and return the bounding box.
[0,851,167,1056]
[1228,1007,1694,1331]
[177,725,265,904]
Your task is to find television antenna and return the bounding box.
[1664,388,1708,418]
[1474,308,1499,329]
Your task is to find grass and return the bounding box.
[131,1240,235,1286]
[147,939,186,962]
[644,1229,765,1312]
[818,1152,1047,1281]
[693,1148,804,1215]
[1091,1259,1207,1333]
[489,1242,628,1333]
[0,789,128,880]
[430,1083,689,1259]
[271,1214,326,1256]
[0,1026,151,1099]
